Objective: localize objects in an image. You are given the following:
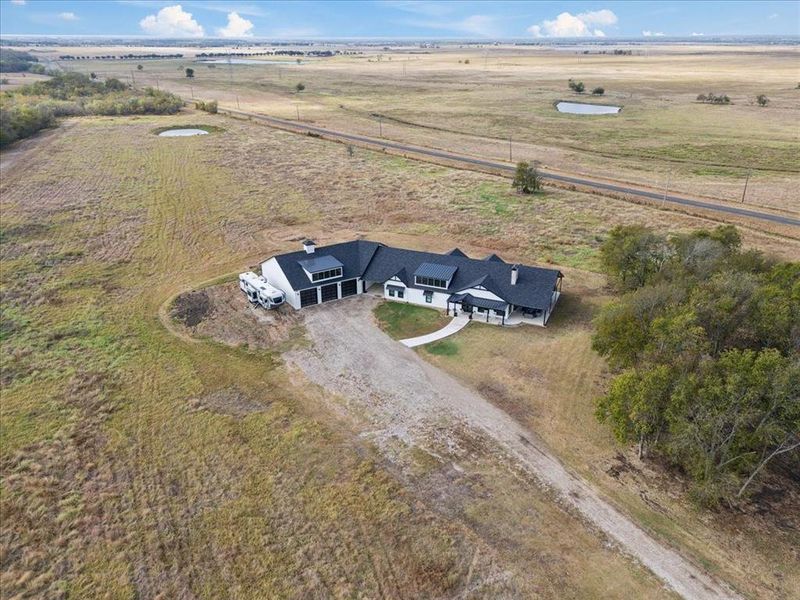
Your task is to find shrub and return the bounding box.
[185,68,194,78]
[568,79,585,93]
[295,82,305,92]
[756,94,769,106]
[592,87,605,95]
[195,99,218,114]
[512,161,542,194]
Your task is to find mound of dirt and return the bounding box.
[172,282,303,349]
[171,290,212,326]
[188,387,268,418]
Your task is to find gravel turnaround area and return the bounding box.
[284,295,741,600]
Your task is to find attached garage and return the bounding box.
[299,288,319,308]
[320,283,339,303]
[340,279,358,297]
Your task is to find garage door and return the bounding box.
[340,279,357,297]
[320,283,339,303]
[300,288,318,308]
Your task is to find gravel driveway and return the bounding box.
[285,295,741,600]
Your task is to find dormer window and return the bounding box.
[312,268,342,282]
[413,262,457,290]
[298,254,344,283]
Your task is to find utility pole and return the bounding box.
[190,84,194,98]
[296,104,300,120]
[508,136,512,162]
[741,169,751,203]
[379,117,383,138]
[130,69,135,87]
[663,171,671,202]
[154,76,159,91]
[236,95,240,109]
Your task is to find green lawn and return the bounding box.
[373,301,450,340]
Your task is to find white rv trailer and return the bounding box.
[238,272,286,309]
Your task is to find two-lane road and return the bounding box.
[220,107,800,229]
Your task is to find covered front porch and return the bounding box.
[447,293,509,325]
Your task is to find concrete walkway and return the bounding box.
[400,315,470,347]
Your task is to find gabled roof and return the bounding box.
[270,240,382,290]
[447,248,468,258]
[483,253,505,263]
[362,245,561,310]
[267,240,562,310]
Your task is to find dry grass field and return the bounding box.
[0,108,797,598]
[42,43,800,214]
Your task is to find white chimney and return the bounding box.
[511,264,519,285]
[302,239,316,254]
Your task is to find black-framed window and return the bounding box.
[415,275,447,289]
[494,309,505,316]
[424,290,433,303]
[398,290,404,298]
[388,288,395,297]
[477,306,486,313]
[311,267,342,282]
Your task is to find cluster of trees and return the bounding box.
[0,49,39,73]
[194,99,218,114]
[593,224,799,507]
[568,80,606,95]
[696,92,731,104]
[58,53,183,60]
[1,72,182,147]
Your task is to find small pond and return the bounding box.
[158,128,210,137]
[196,59,303,65]
[556,101,621,115]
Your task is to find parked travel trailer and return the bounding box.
[238,272,286,309]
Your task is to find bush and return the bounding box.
[295,82,305,92]
[568,79,585,93]
[592,87,605,95]
[195,99,218,114]
[185,68,194,78]
[697,92,730,104]
[0,49,39,73]
[756,94,769,106]
[512,161,542,194]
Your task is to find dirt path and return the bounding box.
[0,122,72,177]
[284,296,742,600]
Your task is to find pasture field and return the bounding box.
[40,42,800,214]
[0,111,797,598]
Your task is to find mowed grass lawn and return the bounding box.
[373,301,450,339]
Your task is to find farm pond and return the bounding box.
[556,101,622,115]
[158,128,210,137]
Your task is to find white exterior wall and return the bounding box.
[261,257,301,309]
[383,279,449,309]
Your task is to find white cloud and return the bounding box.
[768,13,779,19]
[10,0,26,5]
[528,9,618,38]
[642,30,665,37]
[59,11,79,21]
[217,11,253,37]
[140,4,204,37]
[691,32,704,36]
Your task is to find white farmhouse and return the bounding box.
[261,239,563,326]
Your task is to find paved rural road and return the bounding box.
[222,107,800,229]
[285,296,743,600]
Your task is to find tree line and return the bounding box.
[593,224,798,507]
[1,71,182,147]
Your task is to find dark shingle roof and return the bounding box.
[483,253,505,263]
[449,293,507,311]
[269,240,561,309]
[447,248,468,257]
[272,240,381,290]
[362,245,561,310]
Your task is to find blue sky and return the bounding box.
[1,1,798,38]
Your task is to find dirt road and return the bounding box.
[285,296,742,600]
